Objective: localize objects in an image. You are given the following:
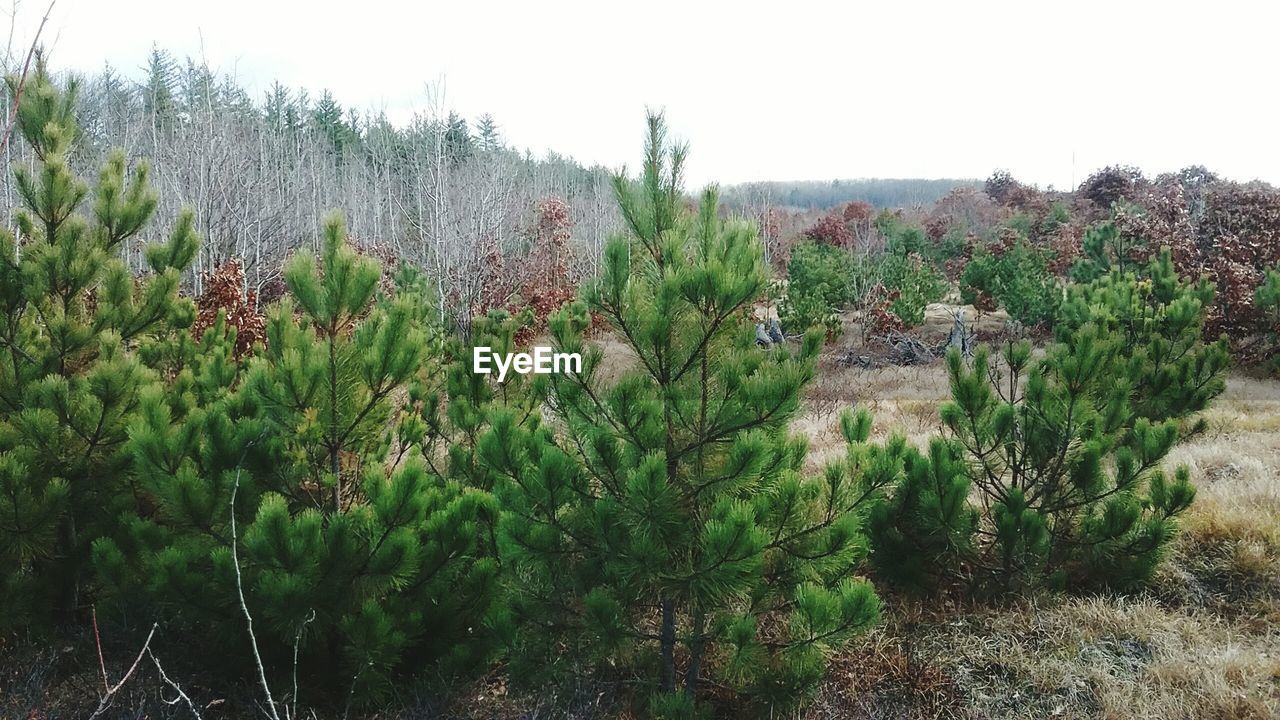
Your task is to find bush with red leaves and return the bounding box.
[476,196,581,344]
[1199,185,1280,267]
[1044,220,1085,275]
[1079,165,1148,208]
[925,186,1002,243]
[983,170,1042,209]
[864,284,906,336]
[803,211,855,249]
[1103,178,1280,354]
[193,260,266,359]
[842,200,874,224]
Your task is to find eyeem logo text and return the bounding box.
[473,346,582,382]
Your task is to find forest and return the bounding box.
[2,46,1280,720]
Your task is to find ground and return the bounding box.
[789,357,1280,720]
[4,313,1278,719]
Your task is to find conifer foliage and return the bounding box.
[0,61,197,626]
[1059,249,1230,427]
[486,114,884,713]
[95,217,498,700]
[871,252,1227,593]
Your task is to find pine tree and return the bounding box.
[95,216,498,701]
[263,81,298,133]
[142,45,178,130]
[867,436,976,593]
[445,111,473,163]
[486,113,884,712]
[1259,267,1280,374]
[1070,219,1147,283]
[0,61,197,626]
[873,247,1227,595]
[476,113,501,151]
[180,58,217,117]
[422,309,547,491]
[1059,249,1229,427]
[310,90,358,155]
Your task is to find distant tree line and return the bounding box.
[0,48,622,328]
[721,178,981,213]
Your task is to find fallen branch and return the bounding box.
[88,622,158,720]
[148,647,205,720]
[92,605,108,692]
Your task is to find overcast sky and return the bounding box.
[9,0,1279,189]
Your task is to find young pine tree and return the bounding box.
[437,310,549,487]
[487,114,884,713]
[0,61,197,626]
[1070,219,1148,283]
[1058,248,1229,427]
[95,218,497,701]
[873,248,1227,594]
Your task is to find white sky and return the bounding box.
[8,0,1279,189]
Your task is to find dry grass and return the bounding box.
[843,596,1280,720]
[793,360,1280,720]
[796,357,952,469]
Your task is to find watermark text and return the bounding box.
[473,346,582,382]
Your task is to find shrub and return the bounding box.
[192,260,266,360]
[778,240,855,337]
[872,257,1227,594]
[1058,249,1230,426]
[94,218,499,702]
[872,338,1202,594]
[961,238,1060,327]
[875,251,947,328]
[1079,165,1147,208]
[878,212,930,258]
[1070,219,1151,283]
[804,211,855,248]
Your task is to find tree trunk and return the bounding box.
[659,596,677,693]
[58,510,80,624]
[685,607,706,698]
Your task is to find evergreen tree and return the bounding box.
[871,250,1227,594]
[960,239,1061,328]
[445,111,473,163]
[1070,219,1148,283]
[1259,267,1280,374]
[1058,249,1229,427]
[95,217,498,701]
[476,113,501,151]
[487,113,884,712]
[422,309,545,491]
[310,89,358,155]
[867,436,976,593]
[263,81,298,133]
[142,45,178,130]
[0,61,197,626]
[179,59,217,117]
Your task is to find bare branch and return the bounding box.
[148,648,205,720]
[88,621,158,720]
[229,451,283,720]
